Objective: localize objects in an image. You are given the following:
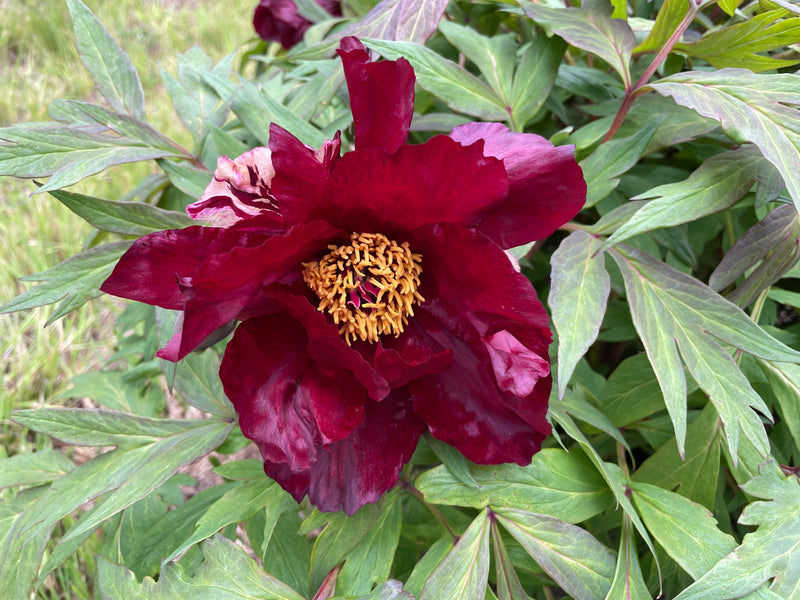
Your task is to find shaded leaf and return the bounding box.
[173,350,236,418]
[67,0,145,119]
[550,231,610,399]
[495,508,615,600]
[0,241,131,323]
[648,69,800,212]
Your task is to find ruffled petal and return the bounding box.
[328,135,508,234]
[254,0,312,49]
[221,314,366,471]
[338,37,415,154]
[450,122,586,248]
[373,326,453,388]
[262,390,424,515]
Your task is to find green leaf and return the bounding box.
[261,512,312,597]
[59,370,162,416]
[173,350,236,418]
[207,124,251,161]
[495,508,615,600]
[159,159,213,198]
[605,516,651,600]
[632,404,721,510]
[602,147,771,249]
[49,188,195,236]
[579,122,659,208]
[612,246,800,458]
[709,204,800,307]
[426,435,479,487]
[416,448,614,523]
[404,535,454,598]
[166,477,290,561]
[97,535,306,600]
[648,69,800,213]
[758,360,800,453]
[634,0,690,53]
[337,492,403,596]
[364,39,509,121]
[629,481,737,580]
[596,354,669,427]
[0,125,179,192]
[0,450,76,490]
[718,0,745,15]
[491,520,531,600]
[438,21,516,104]
[510,34,567,128]
[67,0,145,119]
[550,231,610,398]
[520,0,635,89]
[419,509,490,600]
[676,10,800,72]
[0,241,131,323]
[11,408,208,448]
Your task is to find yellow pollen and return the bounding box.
[302,232,424,345]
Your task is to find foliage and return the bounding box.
[2,0,800,598]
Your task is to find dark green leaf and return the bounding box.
[597,354,668,427]
[67,0,145,119]
[416,448,614,523]
[510,34,567,129]
[0,241,131,323]
[648,69,800,212]
[520,0,635,88]
[49,188,195,236]
[495,508,615,600]
[550,231,610,398]
[0,450,75,490]
[364,39,510,121]
[419,509,490,600]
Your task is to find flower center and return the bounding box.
[303,232,424,345]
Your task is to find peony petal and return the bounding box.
[262,390,424,515]
[450,122,586,248]
[100,226,254,310]
[221,314,366,470]
[373,326,453,388]
[338,37,415,154]
[254,0,312,49]
[329,135,508,234]
[485,329,550,398]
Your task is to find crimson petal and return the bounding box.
[338,37,415,154]
[450,122,586,248]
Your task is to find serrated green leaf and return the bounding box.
[173,350,236,418]
[580,122,659,208]
[602,147,770,249]
[438,21,516,103]
[97,535,306,600]
[495,508,615,600]
[49,188,195,236]
[0,241,131,323]
[416,448,614,523]
[510,34,566,128]
[520,0,635,88]
[67,0,145,119]
[550,231,610,398]
[0,125,178,192]
[632,404,721,510]
[0,450,76,490]
[676,10,800,72]
[605,515,651,600]
[648,69,800,213]
[11,407,207,448]
[629,481,737,580]
[419,509,490,600]
[364,39,509,121]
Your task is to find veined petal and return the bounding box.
[450,122,586,248]
[338,37,415,154]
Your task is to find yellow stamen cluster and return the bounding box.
[303,232,424,344]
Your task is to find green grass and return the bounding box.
[1,3,253,593]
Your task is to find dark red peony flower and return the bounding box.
[101,37,586,515]
[253,0,340,49]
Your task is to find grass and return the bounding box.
[1,2,253,594]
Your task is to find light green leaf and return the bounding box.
[419,509,490,600]
[426,434,479,487]
[173,350,236,418]
[491,520,531,600]
[159,159,213,198]
[58,369,162,416]
[579,122,659,208]
[416,448,614,523]
[364,39,509,121]
[495,508,615,600]
[634,0,690,53]
[0,241,131,323]
[605,516,651,600]
[758,360,800,453]
[550,231,610,398]
[648,69,800,213]
[404,536,454,598]
[67,0,145,119]
[718,0,745,15]
[0,450,76,490]
[261,511,312,598]
[602,147,771,249]
[520,0,635,88]
[97,535,306,600]
[510,34,567,128]
[629,481,737,580]
[676,10,800,72]
[597,354,670,428]
[49,188,195,236]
